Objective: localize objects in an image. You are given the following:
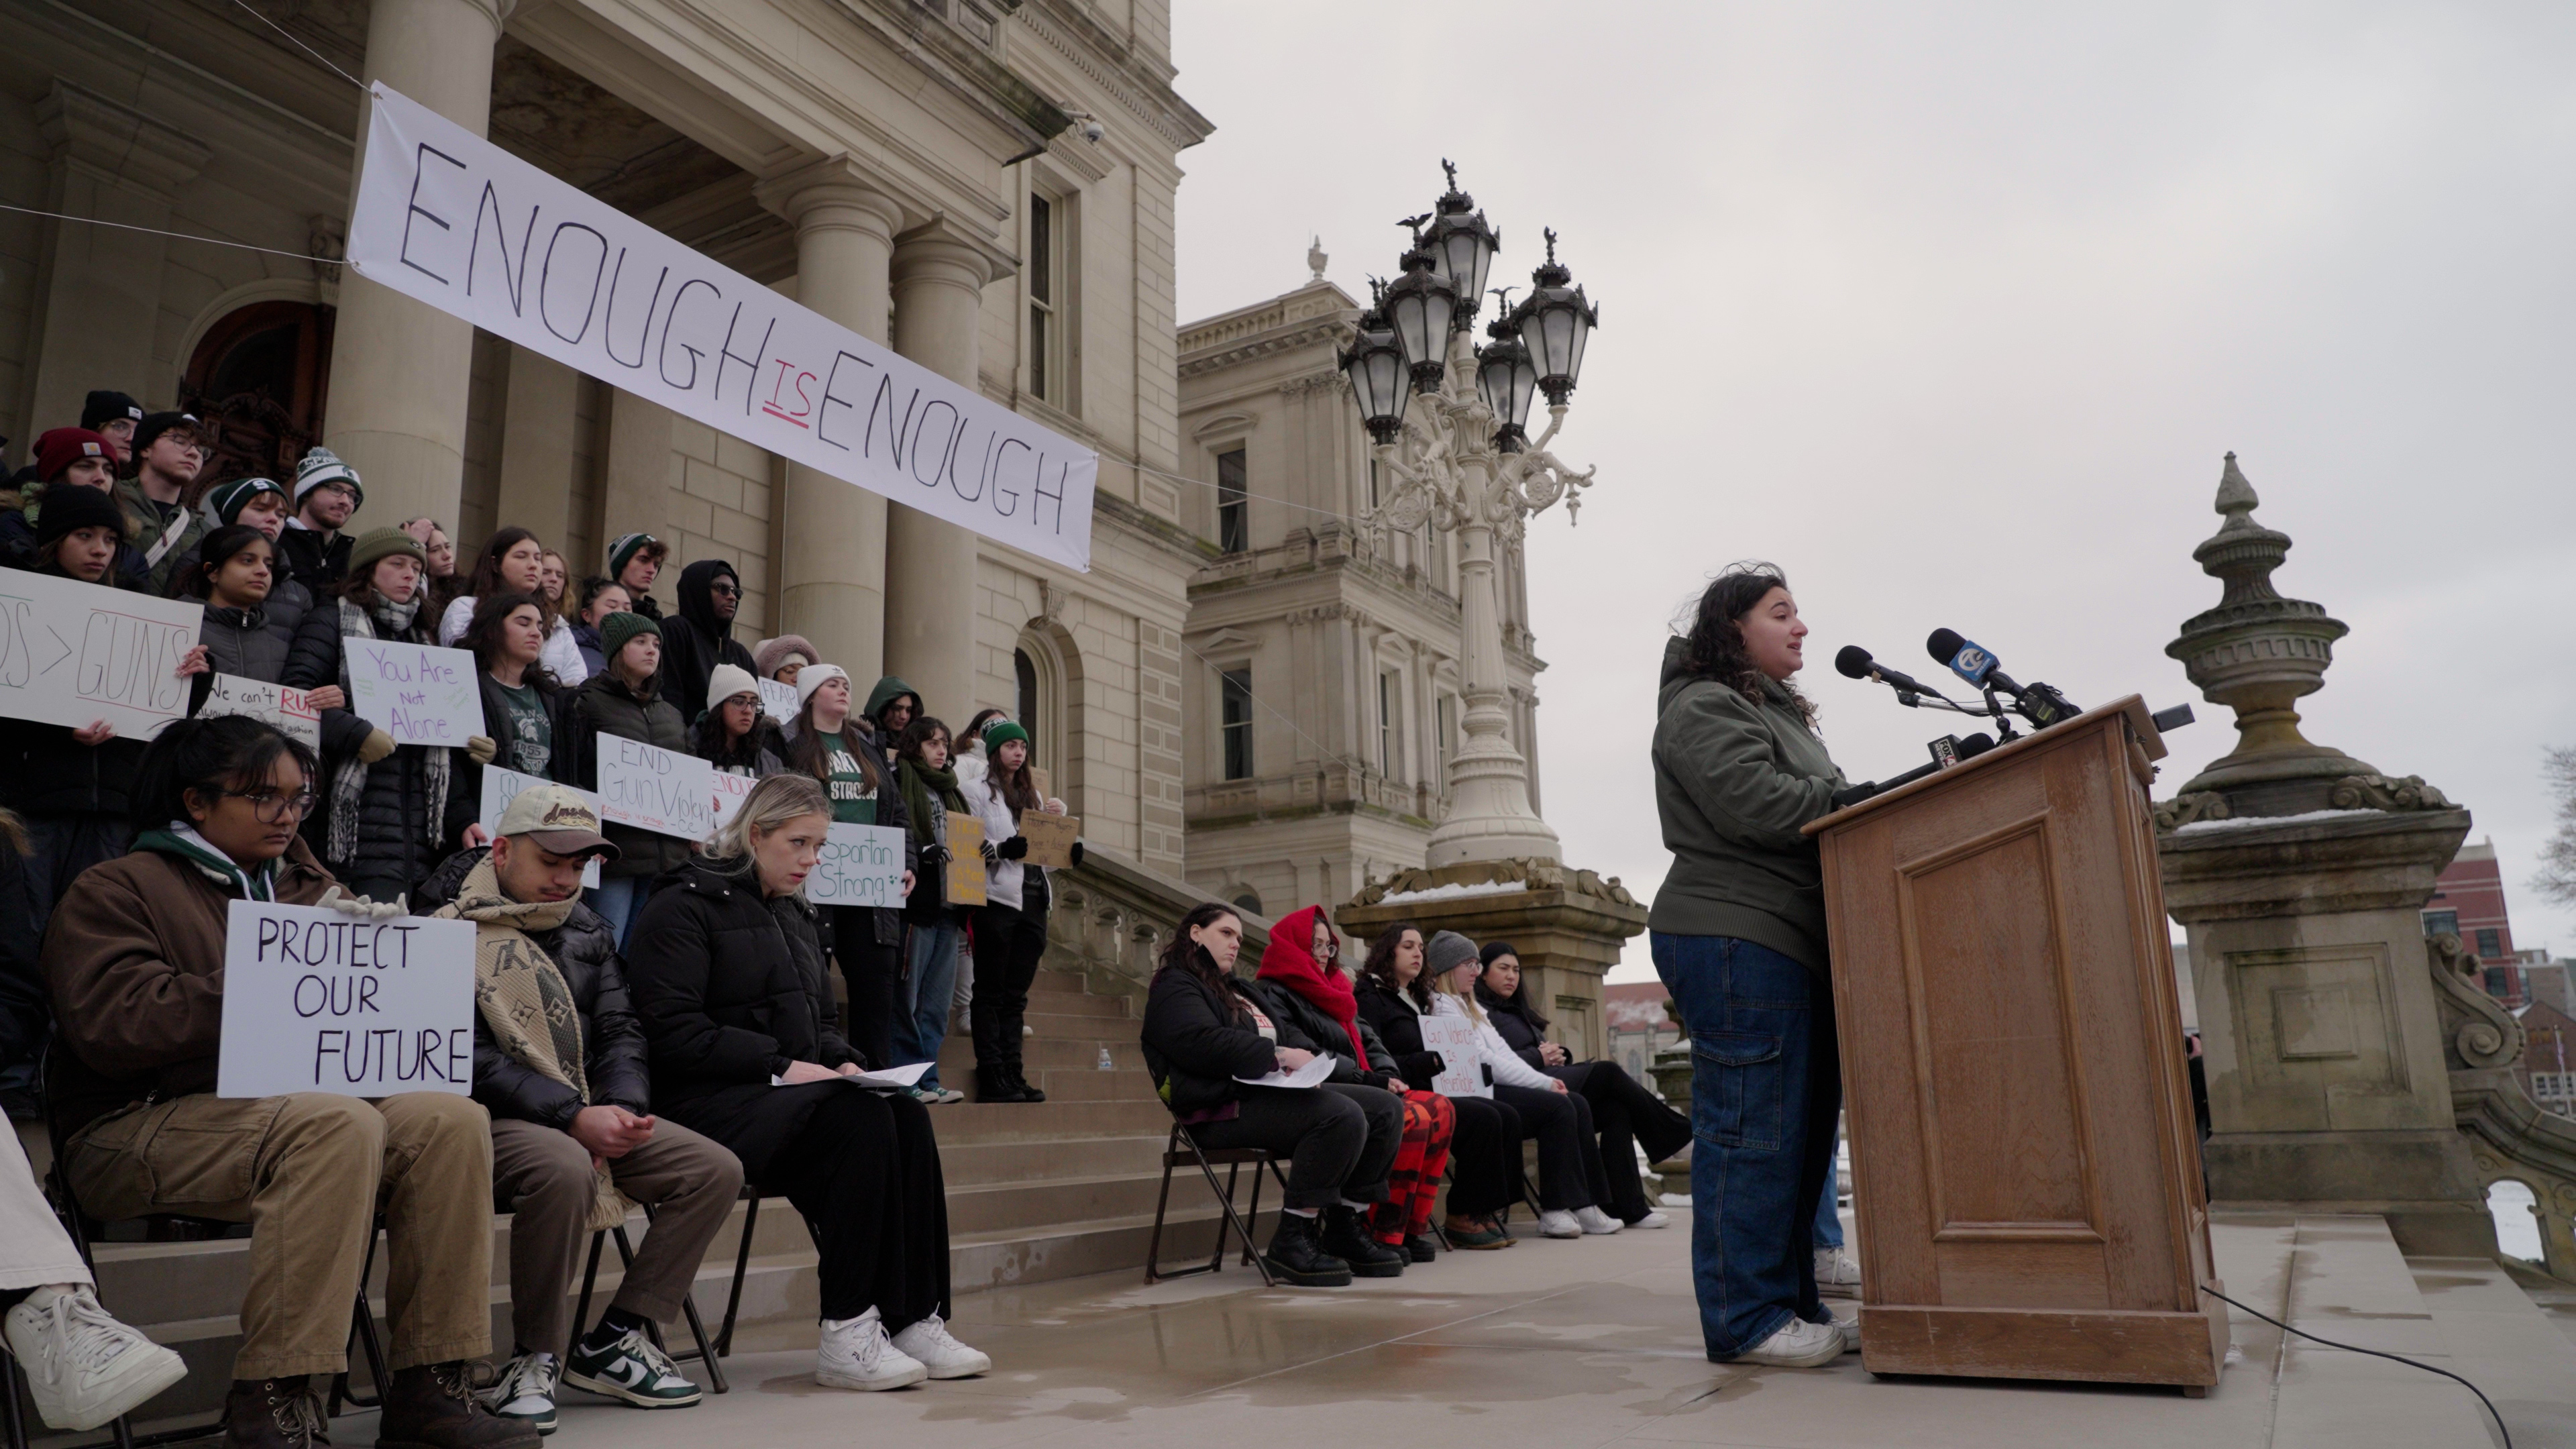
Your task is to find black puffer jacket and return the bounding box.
[1475,984,1556,1071]
[1354,977,1446,1092]
[657,561,757,727]
[417,847,650,1125]
[445,671,574,849]
[564,670,690,881]
[282,595,453,890]
[623,861,858,1174]
[1243,978,1397,1091]
[276,525,351,596]
[196,600,288,679]
[1140,955,1314,1119]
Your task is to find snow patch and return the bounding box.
[2171,807,2384,835]
[1375,880,1532,905]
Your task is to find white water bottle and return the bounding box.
[1096,1047,1114,1071]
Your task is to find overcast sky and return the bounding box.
[1169,3,2576,982]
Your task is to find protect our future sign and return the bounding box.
[346,84,1098,574]
[0,567,199,735]
[217,900,476,1099]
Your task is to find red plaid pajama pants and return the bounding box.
[1368,1089,1456,1244]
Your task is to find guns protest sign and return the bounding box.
[710,768,756,830]
[944,814,986,908]
[0,568,199,735]
[217,900,476,1099]
[478,765,602,887]
[1418,1014,1484,1097]
[806,822,908,908]
[1017,811,1079,869]
[595,733,715,840]
[757,678,798,723]
[198,673,322,749]
[346,638,480,746]
[347,84,1097,574]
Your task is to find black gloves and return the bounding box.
[979,839,998,864]
[1067,839,1084,867]
[996,835,1030,861]
[921,843,949,867]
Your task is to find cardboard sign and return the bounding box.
[0,566,200,735]
[1029,765,1053,800]
[1017,811,1080,869]
[217,900,476,1099]
[477,766,601,888]
[806,822,908,908]
[757,678,798,723]
[945,814,987,907]
[198,673,321,749]
[595,733,715,841]
[345,638,480,747]
[710,768,757,829]
[1419,1014,1485,1097]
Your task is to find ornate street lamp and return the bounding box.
[1508,229,1599,405]
[1475,299,1538,453]
[1338,287,1411,444]
[1377,239,1458,393]
[1424,160,1499,333]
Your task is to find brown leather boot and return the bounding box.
[223,1377,327,1449]
[374,1362,538,1449]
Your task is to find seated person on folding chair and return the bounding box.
[42,715,535,1449]
[1139,902,1406,1288]
[425,786,745,1434]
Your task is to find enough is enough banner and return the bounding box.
[345,85,1097,572]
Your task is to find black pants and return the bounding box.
[1185,1083,1402,1212]
[1552,1060,1694,1222]
[767,1086,951,1330]
[830,908,901,1069]
[1494,1083,1606,1212]
[969,902,1048,1075]
[1441,1093,1525,1218]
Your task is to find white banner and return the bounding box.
[806,822,908,908]
[347,84,1096,573]
[478,765,602,888]
[346,637,480,747]
[595,733,715,841]
[0,568,199,735]
[217,900,476,1098]
[197,673,322,749]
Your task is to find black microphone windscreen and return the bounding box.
[1834,645,1874,680]
[1926,628,1966,664]
[1956,731,1997,759]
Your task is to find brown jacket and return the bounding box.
[42,840,337,1136]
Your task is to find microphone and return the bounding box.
[1835,644,1945,698]
[1830,731,2002,811]
[1925,629,2080,727]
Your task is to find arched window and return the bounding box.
[180,301,333,495]
[1231,889,1263,916]
[1015,647,1040,746]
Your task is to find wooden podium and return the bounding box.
[1805,696,2225,1389]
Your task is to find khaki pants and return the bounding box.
[488,1117,743,1358]
[64,1092,494,1379]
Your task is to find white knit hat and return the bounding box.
[794,663,849,708]
[293,447,362,507]
[706,663,759,712]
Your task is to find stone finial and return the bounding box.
[1307,235,1328,282]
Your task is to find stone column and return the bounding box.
[493,344,578,546]
[883,233,989,724]
[321,0,508,534]
[597,390,673,570]
[23,83,208,436]
[757,169,901,681]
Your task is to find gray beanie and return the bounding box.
[1424,930,1480,978]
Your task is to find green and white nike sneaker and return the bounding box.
[479,1350,559,1435]
[561,1327,702,1409]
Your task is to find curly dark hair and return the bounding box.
[1676,560,1816,729]
[1359,920,1432,1010]
[459,590,559,690]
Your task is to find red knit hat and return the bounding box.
[34,427,115,482]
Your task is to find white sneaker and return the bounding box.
[1731,1316,1844,1368]
[1574,1206,1624,1235]
[3,1284,189,1432]
[888,1313,990,1379]
[1815,1245,1864,1298]
[1536,1210,1582,1239]
[1835,1315,1862,1354]
[479,1350,559,1434]
[816,1307,928,1391]
[1627,1209,1672,1229]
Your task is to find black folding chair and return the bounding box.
[568,1203,728,1393]
[1143,1123,1288,1287]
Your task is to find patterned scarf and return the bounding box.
[437,858,627,1230]
[325,596,451,865]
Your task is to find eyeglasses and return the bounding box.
[1315,939,1338,958]
[314,482,357,500]
[708,582,740,597]
[225,787,317,823]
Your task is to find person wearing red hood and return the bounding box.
[1246,906,1458,1264]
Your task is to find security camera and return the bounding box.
[1081,118,1106,144]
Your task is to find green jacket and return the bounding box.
[115,475,204,596]
[1647,637,1845,972]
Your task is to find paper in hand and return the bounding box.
[770,1061,934,1091]
[1234,1053,1336,1090]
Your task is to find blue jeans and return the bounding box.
[1813,1119,1845,1249]
[896,918,963,1090]
[587,876,651,949]
[1651,932,1841,1360]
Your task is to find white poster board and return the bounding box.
[710,768,757,830]
[594,733,715,841]
[0,567,199,735]
[217,900,476,1098]
[347,84,1097,573]
[805,822,908,908]
[345,638,480,747]
[757,678,798,724]
[1419,1014,1485,1097]
[197,673,322,749]
[478,766,602,888]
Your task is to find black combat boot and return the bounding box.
[1260,1211,1352,1287]
[375,1361,539,1449]
[1319,1206,1405,1277]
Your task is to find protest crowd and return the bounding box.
[0,417,1819,1449]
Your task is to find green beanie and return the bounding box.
[981,718,1030,753]
[600,610,661,665]
[345,526,425,578]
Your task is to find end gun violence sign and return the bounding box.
[346,83,1098,574]
[0,568,200,735]
[218,901,476,1099]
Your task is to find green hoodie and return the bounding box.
[1647,636,1845,972]
[863,675,920,732]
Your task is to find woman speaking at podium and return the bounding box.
[1648,561,1851,1370]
